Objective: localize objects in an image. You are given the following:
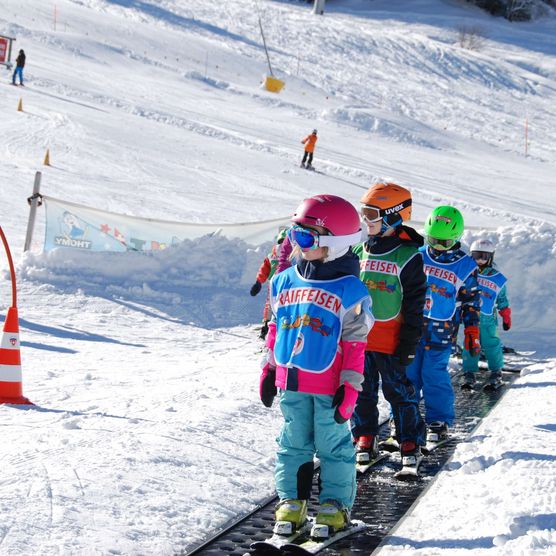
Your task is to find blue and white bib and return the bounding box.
[270,267,371,373]
[421,248,477,321]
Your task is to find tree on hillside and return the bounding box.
[465,0,555,19]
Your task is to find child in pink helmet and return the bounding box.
[259,194,374,538]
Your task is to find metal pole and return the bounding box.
[0,227,17,308]
[258,16,274,76]
[313,0,326,15]
[23,171,42,252]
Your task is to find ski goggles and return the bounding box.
[472,251,491,261]
[289,225,363,252]
[289,225,323,251]
[427,236,457,251]
[360,205,382,223]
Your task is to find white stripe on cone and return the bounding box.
[1,333,20,349]
[0,365,23,381]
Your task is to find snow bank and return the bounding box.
[17,236,272,327]
[464,222,556,333]
[17,221,556,335]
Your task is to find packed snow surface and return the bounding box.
[0,1,555,554]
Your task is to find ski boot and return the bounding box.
[424,421,449,453]
[483,370,503,391]
[312,500,349,539]
[427,421,449,443]
[300,162,306,168]
[380,418,400,452]
[355,435,379,465]
[461,372,476,390]
[305,163,314,171]
[396,441,423,478]
[273,499,308,535]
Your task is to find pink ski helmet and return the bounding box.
[292,194,360,236]
[291,194,362,261]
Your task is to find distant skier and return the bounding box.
[406,206,480,448]
[300,129,317,169]
[461,238,511,390]
[12,49,25,86]
[259,194,373,538]
[249,228,288,340]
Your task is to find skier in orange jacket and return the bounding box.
[301,129,318,169]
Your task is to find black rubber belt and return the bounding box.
[185,370,518,556]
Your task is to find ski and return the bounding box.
[379,436,400,453]
[394,460,422,481]
[280,519,368,555]
[393,449,423,481]
[299,164,324,174]
[501,366,521,374]
[250,521,312,554]
[483,380,503,392]
[356,452,388,474]
[422,437,450,454]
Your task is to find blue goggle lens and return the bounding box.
[290,225,319,250]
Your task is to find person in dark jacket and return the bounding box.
[350,182,427,474]
[12,49,25,86]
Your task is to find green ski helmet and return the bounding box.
[424,205,464,251]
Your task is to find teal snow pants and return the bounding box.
[275,390,356,510]
[462,313,504,373]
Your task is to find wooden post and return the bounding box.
[23,172,42,252]
[524,117,528,158]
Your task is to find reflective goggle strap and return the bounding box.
[381,216,402,234]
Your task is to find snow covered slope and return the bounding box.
[0,1,554,554]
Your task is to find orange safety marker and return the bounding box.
[43,149,51,166]
[17,98,23,112]
[0,307,32,404]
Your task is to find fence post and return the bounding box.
[23,171,42,252]
[313,0,326,15]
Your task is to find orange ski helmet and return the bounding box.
[360,182,412,229]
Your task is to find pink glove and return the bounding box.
[499,307,512,331]
[265,321,277,350]
[331,383,359,424]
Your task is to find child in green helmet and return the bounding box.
[405,206,481,448]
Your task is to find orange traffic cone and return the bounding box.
[0,307,33,405]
